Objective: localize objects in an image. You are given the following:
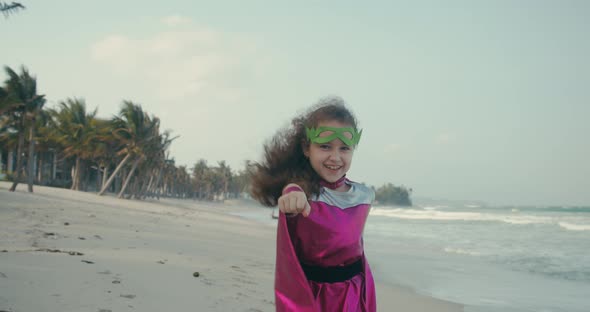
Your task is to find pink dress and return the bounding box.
[275,181,376,312]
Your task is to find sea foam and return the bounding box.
[370,208,552,226]
[558,222,590,231]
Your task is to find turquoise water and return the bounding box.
[232,202,590,312]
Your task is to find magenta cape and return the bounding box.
[274,185,376,312]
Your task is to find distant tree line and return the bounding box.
[373,183,413,206]
[0,65,252,200]
[1,65,413,205]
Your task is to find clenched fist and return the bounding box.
[278,184,311,217]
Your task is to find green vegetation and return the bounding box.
[1,2,25,18]
[374,183,413,206]
[0,65,250,199]
[1,64,413,205]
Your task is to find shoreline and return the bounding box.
[0,181,463,311]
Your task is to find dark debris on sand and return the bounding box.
[36,248,84,256]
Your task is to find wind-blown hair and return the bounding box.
[249,96,359,207]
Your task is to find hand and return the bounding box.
[278,184,311,217]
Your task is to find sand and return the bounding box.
[0,181,463,312]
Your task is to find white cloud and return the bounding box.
[161,15,192,27]
[90,20,261,102]
[88,17,268,168]
[90,35,137,73]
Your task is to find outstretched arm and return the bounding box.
[277,183,311,217]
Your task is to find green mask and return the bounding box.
[306,126,362,146]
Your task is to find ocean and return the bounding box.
[231,201,590,312]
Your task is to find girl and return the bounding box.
[250,97,376,312]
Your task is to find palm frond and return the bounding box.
[1,2,25,18]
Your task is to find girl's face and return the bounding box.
[304,119,355,183]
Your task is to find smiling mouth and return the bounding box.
[324,164,342,171]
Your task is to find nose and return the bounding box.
[328,149,342,161]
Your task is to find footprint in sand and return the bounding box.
[232,276,257,286]
[43,232,57,238]
[230,265,246,273]
[97,270,122,284]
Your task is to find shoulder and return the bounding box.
[347,181,375,204]
[310,180,374,209]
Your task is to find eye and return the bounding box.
[319,144,331,150]
[340,146,351,152]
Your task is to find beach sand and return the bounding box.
[0,182,463,312]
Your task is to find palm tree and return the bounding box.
[192,159,209,199]
[99,101,159,196]
[204,165,223,200]
[216,160,232,200]
[2,66,45,192]
[230,160,253,198]
[92,117,120,191]
[0,86,19,115]
[49,98,98,190]
[137,129,177,199]
[31,108,54,183]
[0,112,18,175]
[157,158,176,198]
[166,165,190,198]
[25,96,46,190]
[116,112,162,199]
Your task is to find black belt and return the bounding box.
[300,258,363,283]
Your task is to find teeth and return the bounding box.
[325,165,341,170]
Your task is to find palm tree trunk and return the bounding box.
[71,164,77,189]
[7,149,14,174]
[26,122,36,192]
[98,153,132,195]
[80,160,87,191]
[118,155,142,198]
[141,174,154,199]
[96,165,101,191]
[71,156,81,190]
[37,152,43,183]
[51,150,57,180]
[116,169,124,194]
[101,164,109,191]
[9,117,25,192]
[132,178,143,199]
[154,168,163,199]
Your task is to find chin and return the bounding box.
[323,173,343,182]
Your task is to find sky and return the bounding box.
[2,0,589,206]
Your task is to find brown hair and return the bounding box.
[249,96,359,207]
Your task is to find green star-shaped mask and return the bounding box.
[306,126,362,146]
